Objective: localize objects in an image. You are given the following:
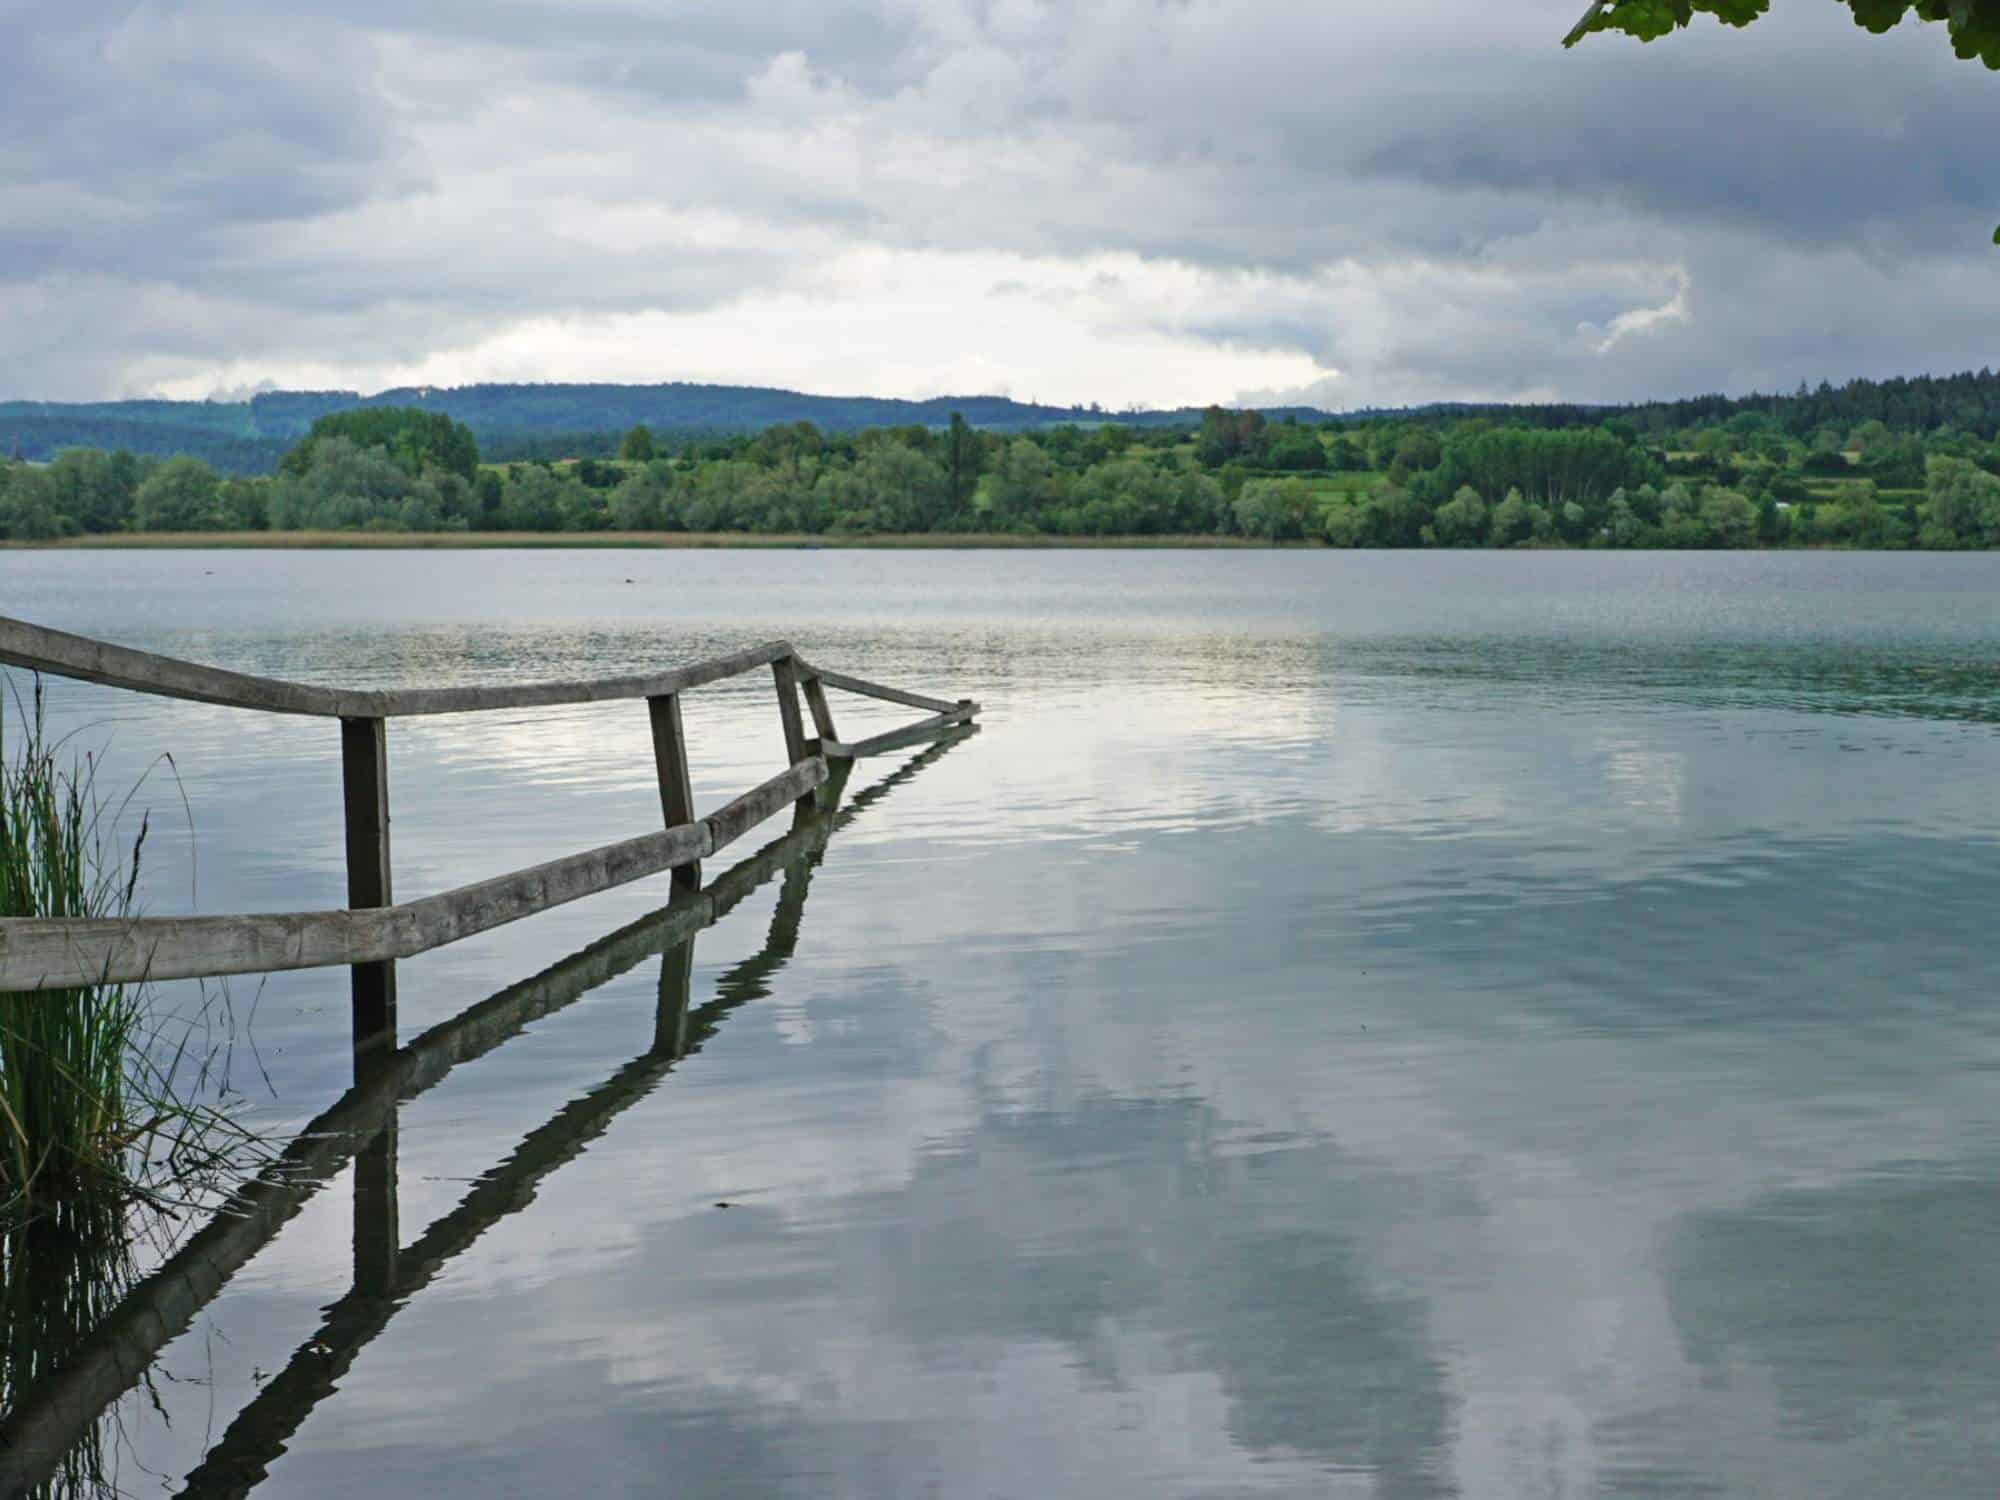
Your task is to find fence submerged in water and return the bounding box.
[0,621,977,1494]
[0,614,978,1052]
[0,734,975,1497]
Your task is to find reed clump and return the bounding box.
[0,679,249,1221]
[0,681,151,1214]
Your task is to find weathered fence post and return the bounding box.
[648,693,700,893]
[341,717,396,1053]
[802,671,839,749]
[770,656,815,814]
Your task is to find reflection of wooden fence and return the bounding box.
[0,734,971,1499]
[0,616,978,1032]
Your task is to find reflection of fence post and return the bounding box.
[341,717,396,1053]
[352,1116,399,1297]
[654,939,695,1058]
[648,693,700,893]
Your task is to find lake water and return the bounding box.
[4,547,2000,1499]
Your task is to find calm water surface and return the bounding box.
[4,548,2000,1498]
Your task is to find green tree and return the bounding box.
[1699,488,1758,547]
[1659,482,1713,546]
[1490,487,1536,547]
[618,424,657,462]
[852,442,950,532]
[1323,503,1365,547]
[0,466,68,540]
[134,457,225,531]
[267,437,412,529]
[1072,459,1222,536]
[1392,432,1443,473]
[46,449,138,534]
[217,478,269,531]
[1605,489,1649,546]
[610,462,680,530]
[1267,429,1330,472]
[945,412,982,511]
[1232,478,1319,540]
[984,438,1059,528]
[1357,486,1435,547]
[1922,455,2000,546]
[1431,484,1489,545]
[279,408,479,483]
[1327,435,1369,471]
[1195,407,1268,468]
[496,467,575,531]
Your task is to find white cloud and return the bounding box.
[151,248,1331,408]
[1589,268,1692,355]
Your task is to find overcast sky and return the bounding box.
[6,0,1999,410]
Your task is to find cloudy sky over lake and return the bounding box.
[7,0,1998,409]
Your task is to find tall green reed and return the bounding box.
[0,677,268,1497]
[0,676,257,1219]
[0,677,151,1211]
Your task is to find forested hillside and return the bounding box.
[10,385,2000,549]
[8,369,2000,475]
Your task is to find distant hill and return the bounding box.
[1,383,1311,474]
[5,369,1999,474]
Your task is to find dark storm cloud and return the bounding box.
[3,0,1998,403]
[0,4,418,269]
[1349,32,1997,249]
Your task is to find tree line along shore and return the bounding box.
[7,389,2000,550]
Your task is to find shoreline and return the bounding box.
[3,530,1303,551]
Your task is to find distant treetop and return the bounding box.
[278,407,479,483]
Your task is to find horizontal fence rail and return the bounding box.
[0,616,803,720]
[0,761,821,988]
[0,614,980,1000]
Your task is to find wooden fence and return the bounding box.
[0,730,971,1499]
[0,615,978,1043]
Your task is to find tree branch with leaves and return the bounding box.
[1564,1,2000,239]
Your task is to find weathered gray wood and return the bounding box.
[803,665,961,717]
[0,610,970,993]
[770,656,810,758]
[0,615,796,720]
[824,703,979,760]
[802,673,840,744]
[704,757,826,856]
[0,820,712,989]
[349,640,794,718]
[648,692,700,893]
[771,655,816,812]
[0,614,347,716]
[0,765,845,991]
[342,717,396,1049]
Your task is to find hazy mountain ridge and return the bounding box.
[0,382,1335,473]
